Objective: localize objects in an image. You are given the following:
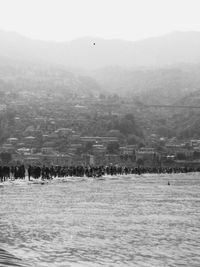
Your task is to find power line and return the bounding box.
[143,104,200,109]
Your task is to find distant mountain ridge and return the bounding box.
[0,56,101,97]
[1,30,200,69]
[91,64,200,102]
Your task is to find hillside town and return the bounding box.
[0,88,200,168]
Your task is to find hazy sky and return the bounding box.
[0,0,200,42]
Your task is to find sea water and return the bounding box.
[0,173,200,266]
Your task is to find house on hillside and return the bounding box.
[135,148,160,166]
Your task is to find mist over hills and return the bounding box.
[92,64,200,103]
[1,30,200,69]
[2,30,200,108]
[0,55,101,97]
[1,30,200,139]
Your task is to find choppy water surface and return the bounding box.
[0,173,200,266]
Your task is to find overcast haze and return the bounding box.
[0,0,200,42]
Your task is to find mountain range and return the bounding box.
[1,30,200,138]
[2,30,200,106]
[1,30,200,69]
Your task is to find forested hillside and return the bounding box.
[0,58,101,96]
[92,64,200,104]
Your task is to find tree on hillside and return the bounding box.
[127,134,142,145]
[107,142,119,154]
[117,113,143,137]
[5,109,16,126]
[83,142,93,153]
[0,152,12,164]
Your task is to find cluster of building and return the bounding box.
[0,90,200,167]
[1,127,133,166]
[2,126,200,167]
